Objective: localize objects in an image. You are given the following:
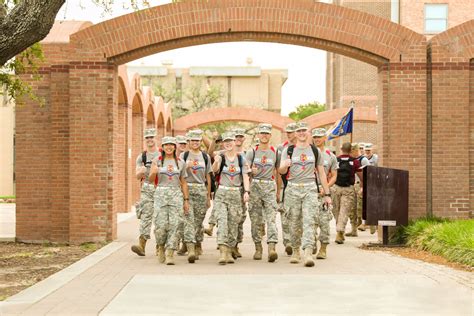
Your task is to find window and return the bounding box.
[424,4,448,34]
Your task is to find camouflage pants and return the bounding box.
[237,204,247,244]
[332,185,356,232]
[248,181,278,244]
[214,188,244,248]
[314,186,333,245]
[284,183,320,250]
[137,183,155,240]
[208,205,217,226]
[279,190,291,247]
[153,186,184,250]
[189,184,208,243]
[348,183,362,227]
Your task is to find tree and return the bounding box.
[288,101,326,121]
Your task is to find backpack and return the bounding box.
[282,144,320,193]
[142,151,159,186]
[335,156,356,187]
[183,150,216,193]
[216,153,244,186]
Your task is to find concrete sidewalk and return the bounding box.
[1,212,472,315]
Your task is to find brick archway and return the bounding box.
[16,1,472,243]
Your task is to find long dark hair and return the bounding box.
[161,144,178,166]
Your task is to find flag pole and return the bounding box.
[349,101,355,144]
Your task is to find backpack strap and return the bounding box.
[201,151,209,167]
[142,151,147,166]
[237,153,243,176]
[183,151,190,162]
[219,153,226,175]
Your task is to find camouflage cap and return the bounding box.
[257,123,272,134]
[187,129,203,141]
[161,136,177,145]
[295,121,309,131]
[285,123,297,132]
[144,128,157,138]
[364,143,373,150]
[233,128,246,136]
[222,132,236,141]
[175,135,188,144]
[312,128,327,137]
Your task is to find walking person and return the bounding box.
[233,128,248,258]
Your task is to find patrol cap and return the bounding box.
[312,128,327,137]
[161,136,177,145]
[257,123,272,134]
[285,123,297,132]
[233,128,246,137]
[358,142,366,149]
[144,128,157,139]
[222,132,236,141]
[364,143,373,150]
[187,129,203,141]
[176,135,188,144]
[295,122,309,131]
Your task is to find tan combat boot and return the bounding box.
[335,231,344,244]
[186,243,196,263]
[218,245,227,265]
[165,249,175,265]
[204,224,215,236]
[157,245,165,263]
[268,243,278,263]
[370,225,377,234]
[285,245,293,256]
[316,243,327,259]
[253,242,263,260]
[304,248,315,267]
[234,245,242,258]
[131,236,147,256]
[358,223,366,231]
[177,242,187,256]
[195,242,202,259]
[289,248,301,264]
[225,246,235,264]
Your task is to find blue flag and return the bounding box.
[327,108,353,140]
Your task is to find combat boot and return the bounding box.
[131,236,147,256]
[370,225,377,234]
[304,248,315,267]
[186,243,196,264]
[312,245,317,255]
[218,245,226,265]
[230,247,238,260]
[204,224,215,236]
[195,242,203,259]
[234,245,242,258]
[285,245,293,256]
[345,225,358,237]
[177,242,187,256]
[165,249,175,265]
[268,243,278,263]
[225,246,235,264]
[358,223,366,231]
[316,243,327,259]
[335,231,344,244]
[289,248,301,264]
[157,245,165,263]
[253,242,263,260]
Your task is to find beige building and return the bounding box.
[0,89,15,196]
[327,0,474,111]
[128,62,288,116]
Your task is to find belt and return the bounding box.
[218,186,241,191]
[155,186,180,190]
[252,179,274,183]
[187,183,205,187]
[142,183,155,188]
[287,182,316,188]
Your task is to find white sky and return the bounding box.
[57,0,327,116]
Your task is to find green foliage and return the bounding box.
[397,218,474,267]
[288,101,326,121]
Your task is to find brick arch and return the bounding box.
[70,0,424,67]
[157,112,165,140]
[145,104,155,128]
[173,107,292,135]
[302,107,377,128]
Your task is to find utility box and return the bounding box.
[363,166,409,243]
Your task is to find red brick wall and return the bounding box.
[470,60,474,216]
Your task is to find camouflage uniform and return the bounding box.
[214,188,244,247]
[248,180,278,243]
[332,184,356,232]
[136,151,159,240]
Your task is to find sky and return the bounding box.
[57,0,327,116]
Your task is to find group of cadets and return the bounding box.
[131,122,379,267]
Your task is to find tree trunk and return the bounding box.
[0,0,65,66]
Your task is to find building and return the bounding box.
[0,88,15,196]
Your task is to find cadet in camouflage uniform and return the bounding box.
[149,136,191,265]
[233,128,247,258]
[175,135,190,255]
[212,132,251,265]
[312,128,338,259]
[179,130,212,259]
[246,123,279,262]
[276,122,298,256]
[279,122,332,267]
[131,128,160,257]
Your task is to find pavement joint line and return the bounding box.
[0,241,127,308]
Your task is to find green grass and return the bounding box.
[0,196,15,199]
[395,218,474,267]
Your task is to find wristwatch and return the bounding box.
[324,194,331,197]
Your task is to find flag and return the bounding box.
[327,108,353,140]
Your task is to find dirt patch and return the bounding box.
[0,242,104,301]
[360,244,473,273]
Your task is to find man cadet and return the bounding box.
[246,123,279,262]
[179,130,212,259]
[176,135,189,157]
[276,122,298,256]
[131,128,160,256]
[311,128,337,259]
[233,127,248,258]
[279,122,332,267]
[364,143,379,167]
[333,142,363,243]
[175,134,190,255]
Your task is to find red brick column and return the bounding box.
[471,60,474,216]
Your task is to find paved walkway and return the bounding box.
[1,211,472,315]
